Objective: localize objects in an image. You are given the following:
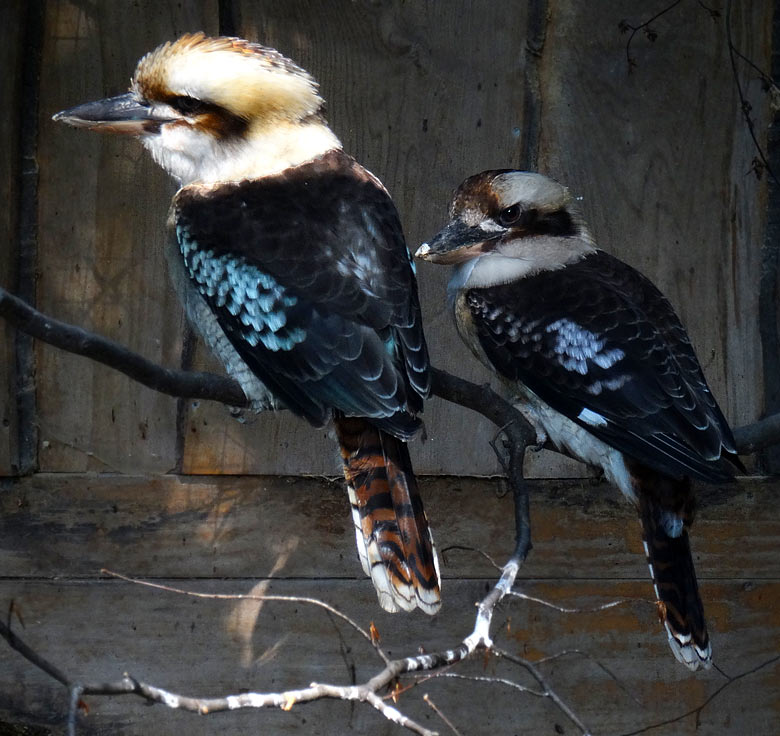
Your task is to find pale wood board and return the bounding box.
[0,0,24,475]
[1,474,778,583]
[1,474,778,733]
[538,0,767,433]
[34,0,218,474]
[0,579,777,735]
[179,0,532,475]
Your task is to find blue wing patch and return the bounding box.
[178,225,306,352]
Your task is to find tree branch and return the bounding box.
[0,564,596,736]
[1,286,776,456]
[0,287,248,408]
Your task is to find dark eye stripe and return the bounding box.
[169,95,204,114]
[163,94,249,139]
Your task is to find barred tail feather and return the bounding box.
[639,491,711,670]
[335,416,441,615]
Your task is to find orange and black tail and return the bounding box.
[637,472,711,670]
[334,416,441,614]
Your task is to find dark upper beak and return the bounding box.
[53,92,175,134]
[415,220,502,265]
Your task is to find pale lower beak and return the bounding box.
[416,220,500,264]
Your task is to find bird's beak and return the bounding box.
[53,92,175,135]
[415,220,500,265]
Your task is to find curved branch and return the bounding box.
[732,413,780,454]
[1,285,778,456]
[0,563,592,736]
[0,287,248,407]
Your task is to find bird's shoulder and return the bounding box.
[171,150,416,328]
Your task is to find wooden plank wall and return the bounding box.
[34,0,220,475]
[1,1,778,734]
[2,0,766,477]
[0,0,24,475]
[1,474,779,734]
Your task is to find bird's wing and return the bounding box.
[467,249,739,482]
[171,150,428,436]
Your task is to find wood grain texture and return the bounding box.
[0,0,24,475]
[35,0,218,474]
[2,579,778,735]
[538,0,767,433]
[2,474,778,582]
[0,474,779,734]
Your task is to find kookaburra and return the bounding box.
[54,33,440,615]
[417,170,743,668]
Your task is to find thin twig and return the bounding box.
[619,0,682,73]
[439,545,503,571]
[725,0,778,186]
[433,672,546,698]
[507,591,637,614]
[616,652,780,736]
[0,617,70,687]
[423,694,463,736]
[493,647,593,735]
[530,649,644,706]
[0,287,776,453]
[101,569,386,664]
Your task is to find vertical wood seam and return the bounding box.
[519,0,548,170]
[174,325,197,474]
[14,1,44,476]
[218,0,239,37]
[759,0,780,471]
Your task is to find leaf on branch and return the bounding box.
[655,599,667,624]
[281,694,296,711]
[391,681,403,703]
[8,600,25,629]
[78,698,89,714]
[748,157,765,180]
[645,27,658,43]
[618,19,632,34]
[369,621,381,645]
[482,649,491,670]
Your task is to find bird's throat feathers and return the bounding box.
[449,236,596,292]
[142,116,341,185]
[132,33,342,185]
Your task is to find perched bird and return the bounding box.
[417,170,743,668]
[54,33,440,614]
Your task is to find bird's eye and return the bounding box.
[171,95,205,115]
[498,204,522,227]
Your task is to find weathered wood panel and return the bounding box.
[3,579,779,735]
[0,0,24,475]
[179,0,531,475]
[34,0,218,474]
[538,0,767,432]
[0,472,779,735]
[2,474,779,583]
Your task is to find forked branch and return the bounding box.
[0,564,594,736]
